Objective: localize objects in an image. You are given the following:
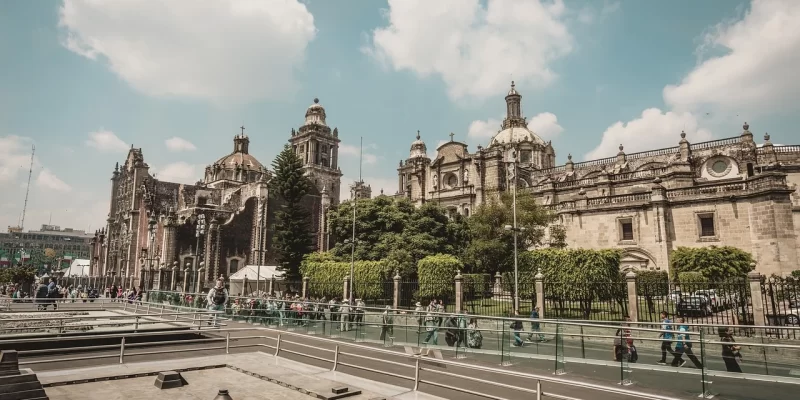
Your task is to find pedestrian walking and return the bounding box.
[719,326,742,373]
[657,311,675,365]
[526,306,545,342]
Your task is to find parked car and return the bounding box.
[677,295,713,317]
[694,289,723,311]
[669,290,682,303]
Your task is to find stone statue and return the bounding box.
[463,169,469,183]
[432,173,438,187]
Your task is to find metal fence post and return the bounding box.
[119,337,126,364]
[274,334,282,357]
[226,332,230,354]
[134,316,139,332]
[413,358,420,391]
[332,345,339,371]
[536,380,542,400]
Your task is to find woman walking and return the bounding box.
[719,326,742,373]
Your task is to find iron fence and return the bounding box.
[352,281,393,307]
[543,280,628,321]
[397,280,418,309]
[639,279,752,330]
[761,276,800,338]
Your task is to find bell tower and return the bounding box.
[288,98,343,204]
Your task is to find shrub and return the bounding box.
[301,257,392,300]
[416,254,461,301]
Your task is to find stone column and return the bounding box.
[626,272,639,322]
[493,272,502,296]
[535,271,545,318]
[196,266,205,294]
[748,271,765,327]
[183,268,190,293]
[302,276,309,298]
[170,262,178,291]
[343,276,350,302]
[393,271,401,310]
[454,270,463,313]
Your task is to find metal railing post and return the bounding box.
[134,316,139,332]
[226,332,230,354]
[332,345,339,371]
[536,380,542,400]
[274,334,282,357]
[413,358,420,391]
[119,337,126,364]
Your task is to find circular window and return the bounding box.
[706,157,733,178]
[712,160,728,174]
[446,173,458,188]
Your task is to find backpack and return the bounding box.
[212,288,227,305]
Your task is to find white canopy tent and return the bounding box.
[64,259,91,277]
[228,265,283,295]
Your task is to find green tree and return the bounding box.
[670,246,755,281]
[0,265,37,288]
[327,197,467,277]
[465,189,556,273]
[269,145,314,281]
[636,270,669,315]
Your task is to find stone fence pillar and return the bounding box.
[182,269,190,293]
[493,272,502,296]
[343,276,350,302]
[748,271,765,328]
[454,270,463,313]
[534,272,545,317]
[392,271,401,310]
[625,272,638,322]
[268,277,274,296]
[302,276,309,299]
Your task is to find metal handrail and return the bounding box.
[12,326,684,400]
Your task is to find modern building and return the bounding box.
[93,99,342,288]
[0,225,92,267]
[397,82,800,276]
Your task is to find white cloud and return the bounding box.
[467,112,564,142]
[59,0,316,103]
[85,129,128,153]
[151,162,201,185]
[0,136,34,183]
[36,169,72,192]
[587,1,799,161]
[165,137,197,152]
[339,144,378,165]
[341,175,399,201]
[527,112,564,140]
[663,0,800,117]
[584,108,713,160]
[365,0,573,101]
[577,1,620,24]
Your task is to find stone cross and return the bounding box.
[240,125,245,135]
[449,132,455,142]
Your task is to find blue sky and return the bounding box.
[1,0,798,232]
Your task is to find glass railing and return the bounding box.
[140,290,800,400]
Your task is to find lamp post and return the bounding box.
[503,144,526,312]
[344,238,358,304]
[194,214,206,291]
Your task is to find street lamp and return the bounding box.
[344,238,358,303]
[504,144,527,312]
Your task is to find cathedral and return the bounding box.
[398,83,800,276]
[88,99,342,288]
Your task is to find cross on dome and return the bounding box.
[449,132,455,142]
[240,125,245,135]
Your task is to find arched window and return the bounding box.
[229,259,239,274]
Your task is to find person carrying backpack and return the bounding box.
[206,278,228,327]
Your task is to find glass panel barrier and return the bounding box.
[554,321,566,375]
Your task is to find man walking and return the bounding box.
[657,311,675,365]
[206,278,228,327]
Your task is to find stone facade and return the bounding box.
[93,101,341,288]
[397,83,800,276]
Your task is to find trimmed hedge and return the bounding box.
[415,254,461,301]
[301,258,392,300]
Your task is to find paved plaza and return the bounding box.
[39,352,442,400]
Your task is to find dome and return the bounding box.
[409,130,428,159]
[214,152,264,171]
[304,98,327,126]
[489,126,545,147]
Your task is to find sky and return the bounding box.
[1,0,799,233]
